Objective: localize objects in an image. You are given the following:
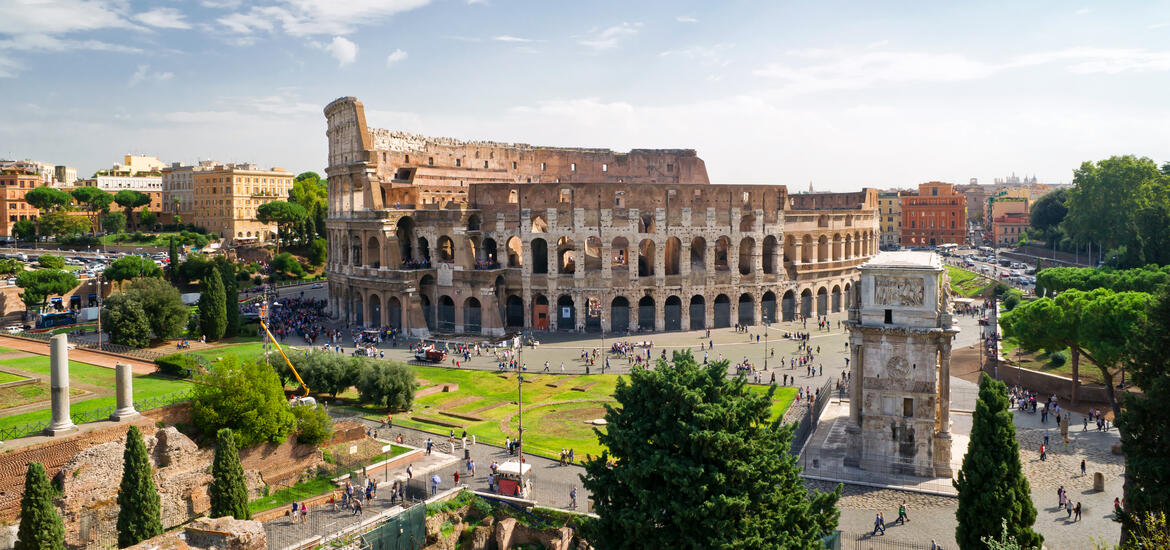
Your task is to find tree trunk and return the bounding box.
[1071,346,1080,406]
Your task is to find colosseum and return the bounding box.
[323,97,880,337]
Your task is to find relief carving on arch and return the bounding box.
[874,276,924,306]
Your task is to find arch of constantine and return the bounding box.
[323,97,881,336]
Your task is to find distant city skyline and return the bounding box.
[2,0,1168,189]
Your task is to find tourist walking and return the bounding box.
[895,501,910,525]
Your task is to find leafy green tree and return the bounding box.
[983,519,1040,550]
[289,351,361,397]
[191,356,297,448]
[213,257,240,337]
[24,186,72,212]
[199,268,227,340]
[1116,285,1170,543]
[102,292,152,347]
[138,207,157,229]
[37,254,64,269]
[1029,188,1068,243]
[176,253,213,287]
[114,190,151,231]
[1062,156,1170,267]
[271,252,305,279]
[117,425,163,546]
[355,359,416,411]
[12,219,36,242]
[15,269,78,311]
[1036,265,1170,297]
[0,258,21,275]
[581,352,840,549]
[104,255,163,284]
[208,428,251,520]
[256,201,307,252]
[954,374,1041,550]
[125,277,188,341]
[70,186,114,234]
[308,238,327,266]
[36,211,90,238]
[292,404,333,446]
[14,462,65,550]
[102,210,127,234]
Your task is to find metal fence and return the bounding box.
[0,389,191,441]
[790,377,839,455]
[13,331,166,361]
[841,531,940,550]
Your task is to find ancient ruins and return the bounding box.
[323,97,882,335]
[844,251,958,477]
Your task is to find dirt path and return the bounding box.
[0,336,156,374]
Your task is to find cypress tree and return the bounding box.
[167,237,179,282]
[954,374,1042,549]
[215,259,240,338]
[14,462,65,550]
[208,428,250,520]
[199,268,227,340]
[117,425,163,547]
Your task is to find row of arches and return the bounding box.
[342,282,853,334]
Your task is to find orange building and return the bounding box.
[900,181,967,247]
[0,172,43,240]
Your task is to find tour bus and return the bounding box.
[938,243,958,256]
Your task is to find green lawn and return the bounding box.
[0,356,192,436]
[1000,337,1104,386]
[248,476,335,515]
[336,365,799,462]
[0,370,27,384]
[99,231,186,246]
[0,346,26,354]
[947,265,994,297]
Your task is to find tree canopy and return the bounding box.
[15,269,78,310]
[37,254,64,269]
[24,186,72,212]
[581,352,839,549]
[12,219,35,242]
[209,428,251,520]
[36,211,90,238]
[1062,155,1170,267]
[104,255,163,283]
[103,277,189,346]
[191,356,297,448]
[14,462,65,550]
[955,374,1041,550]
[289,351,360,397]
[198,268,227,340]
[116,425,163,546]
[256,201,307,250]
[1036,265,1170,297]
[71,186,114,234]
[115,190,151,230]
[354,359,416,411]
[1117,285,1170,542]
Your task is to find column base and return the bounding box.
[43,423,78,436]
[844,424,862,467]
[109,409,141,422]
[933,431,954,478]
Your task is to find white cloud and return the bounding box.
[0,55,20,78]
[676,15,698,23]
[128,64,174,87]
[0,0,130,35]
[134,7,193,29]
[217,0,432,36]
[579,22,641,50]
[1150,23,1168,29]
[1075,7,1091,15]
[324,36,358,66]
[753,46,1170,94]
[660,43,734,66]
[492,35,537,43]
[385,48,407,66]
[466,0,488,4]
[0,33,142,53]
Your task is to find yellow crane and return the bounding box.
[258,319,309,397]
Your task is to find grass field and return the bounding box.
[947,265,995,297]
[0,355,192,435]
[0,370,27,384]
[1000,337,1105,386]
[0,346,25,354]
[338,365,798,462]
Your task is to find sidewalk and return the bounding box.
[0,335,157,374]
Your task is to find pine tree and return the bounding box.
[167,237,179,282]
[117,425,163,547]
[581,351,840,549]
[14,462,65,550]
[954,374,1042,549]
[199,268,226,340]
[208,428,250,520]
[1117,285,1170,542]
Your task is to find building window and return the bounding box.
[884,309,893,324]
[403,154,409,164]
[932,187,938,196]
[512,161,518,170]
[602,163,608,172]
[666,163,673,172]
[903,398,913,417]
[455,159,462,167]
[540,162,546,171]
[428,157,434,166]
[570,163,576,171]
[484,161,489,169]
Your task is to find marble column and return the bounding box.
[109,363,140,421]
[938,343,951,433]
[44,334,77,436]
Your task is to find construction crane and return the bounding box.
[258,306,309,397]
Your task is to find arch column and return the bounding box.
[793,242,803,265]
[600,243,611,279]
[704,239,715,281]
[654,238,666,283]
[574,248,585,281]
[654,294,665,332]
[680,299,690,331]
[680,242,691,277]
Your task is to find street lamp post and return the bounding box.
[763,313,769,372]
[96,280,108,349]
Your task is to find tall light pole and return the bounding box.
[763,313,769,371]
[96,280,107,349]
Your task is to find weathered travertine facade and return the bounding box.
[324,97,881,335]
[844,251,957,477]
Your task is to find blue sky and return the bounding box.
[2,0,1169,190]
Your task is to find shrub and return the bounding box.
[37,254,65,269]
[292,403,333,446]
[1048,351,1068,367]
[155,353,199,377]
[355,360,416,411]
[1003,290,1023,311]
[190,356,296,448]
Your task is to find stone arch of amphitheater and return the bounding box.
[323,96,880,336]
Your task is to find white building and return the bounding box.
[86,174,162,193]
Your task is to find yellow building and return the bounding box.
[170,163,294,244]
[878,190,902,248]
